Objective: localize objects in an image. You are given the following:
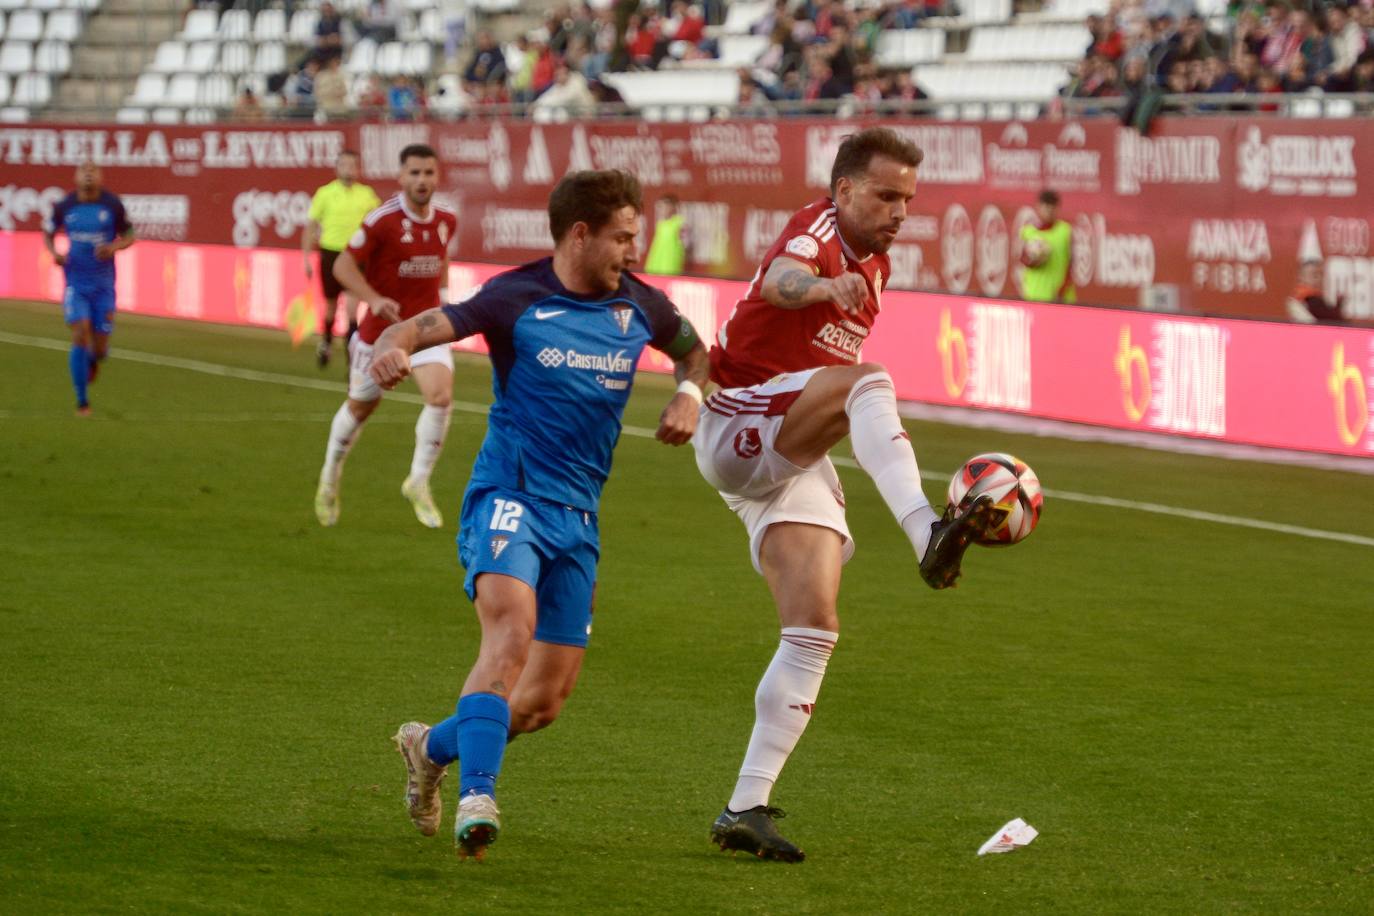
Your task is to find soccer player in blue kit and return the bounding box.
[42,161,135,415]
[368,169,710,860]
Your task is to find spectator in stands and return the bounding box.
[1323,4,1367,85]
[465,30,508,87]
[1164,60,1192,93]
[1086,14,1126,61]
[1233,9,1268,57]
[884,69,929,104]
[1326,46,1374,92]
[314,2,345,64]
[359,0,399,44]
[735,72,778,116]
[758,19,804,76]
[1281,54,1312,92]
[532,62,597,116]
[507,35,536,104]
[1287,259,1345,325]
[387,74,420,121]
[1174,13,1221,63]
[531,35,558,94]
[357,74,387,114]
[886,0,929,29]
[625,13,660,68]
[442,0,468,67]
[1213,49,1259,92]
[233,86,265,122]
[315,54,350,120]
[824,22,859,90]
[289,57,319,118]
[852,5,884,57]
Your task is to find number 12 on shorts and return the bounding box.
[490,498,524,533]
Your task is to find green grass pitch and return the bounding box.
[1,299,1372,913]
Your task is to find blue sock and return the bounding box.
[426,708,462,767]
[457,692,510,799]
[69,345,89,406]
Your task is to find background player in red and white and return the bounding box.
[314,143,458,529]
[696,128,998,861]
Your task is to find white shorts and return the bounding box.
[348,338,454,401]
[693,369,854,574]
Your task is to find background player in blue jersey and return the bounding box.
[369,169,709,859]
[43,161,135,415]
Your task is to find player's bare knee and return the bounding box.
[425,392,451,410]
[347,398,378,422]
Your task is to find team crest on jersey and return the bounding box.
[438,222,449,246]
[611,306,633,335]
[490,534,510,560]
[98,210,109,223]
[785,235,820,259]
[400,219,414,244]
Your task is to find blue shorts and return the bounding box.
[63,285,116,335]
[457,485,600,648]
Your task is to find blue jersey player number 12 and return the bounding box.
[371,169,710,860]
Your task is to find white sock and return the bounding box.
[728,627,837,812]
[408,404,451,484]
[321,402,364,488]
[845,371,938,560]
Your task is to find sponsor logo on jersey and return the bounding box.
[534,307,567,320]
[612,306,633,334]
[733,428,763,459]
[536,347,634,374]
[490,534,509,560]
[400,218,414,244]
[812,317,869,361]
[785,234,820,259]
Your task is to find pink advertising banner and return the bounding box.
[2,232,1371,458]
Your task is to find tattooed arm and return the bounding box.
[759,256,868,313]
[368,308,456,390]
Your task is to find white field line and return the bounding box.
[3,329,1372,549]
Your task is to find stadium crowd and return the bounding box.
[222,0,1374,120]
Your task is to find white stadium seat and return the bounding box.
[289,10,319,45]
[179,9,217,42]
[0,72,8,104]
[376,40,403,75]
[601,70,740,108]
[34,38,69,74]
[43,9,80,42]
[151,106,181,123]
[0,12,6,41]
[403,41,431,75]
[874,29,945,68]
[12,72,50,107]
[115,106,149,123]
[150,40,186,73]
[218,9,250,41]
[185,41,218,73]
[0,40,33,74]
[253,42,285,75]
[128,72,166,106]
[186,107,217,124]
[166,72,199,107]
[0,0,20,11]
[717,34,767,67]
[32,0,61,11]
[347,38,376,74]
[0,106,29,121]
[219,41,251,74]
[253,9,286,42]
[199,73,234,108]
[7,9,41,42]
[721,1,769,34]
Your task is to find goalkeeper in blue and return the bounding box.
[369,169,709,860]
[43,161,136,415]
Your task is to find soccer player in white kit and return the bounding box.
[695,128,998,861]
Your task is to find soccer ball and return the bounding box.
[946,453,1043,546]
[1023,237,1050,267]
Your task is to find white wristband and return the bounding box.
[438,286,449,304]
[676,379,703,404]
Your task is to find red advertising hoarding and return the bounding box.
[3,118,1373,323]
[3,231,1370,459]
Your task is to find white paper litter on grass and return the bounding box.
[977,817,1039,855]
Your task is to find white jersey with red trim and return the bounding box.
[709,197,889,390]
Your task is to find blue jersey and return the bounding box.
[45,191,130,290]
[442,258,686,514]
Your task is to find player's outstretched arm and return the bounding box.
[369,309,457,390]
[333,250,400,321]
[761,257,866,314]
[656,334,709,447]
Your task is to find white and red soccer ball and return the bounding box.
[946,453,1043,546]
